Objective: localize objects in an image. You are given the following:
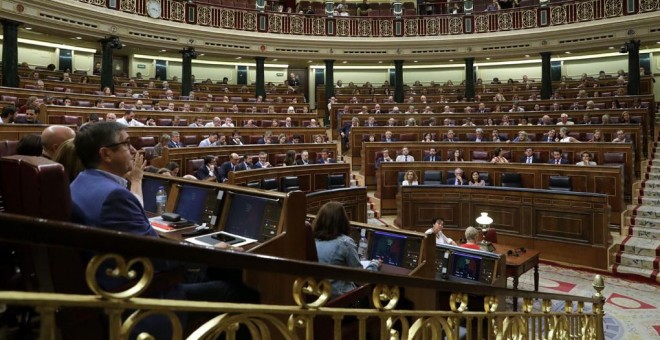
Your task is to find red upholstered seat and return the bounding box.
[183,135,199,146]
[63,115,82,126]
[187,158,205,175]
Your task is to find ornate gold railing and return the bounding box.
[77,0,660,37]
[0,213,606,339]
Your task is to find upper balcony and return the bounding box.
[6,0,660,61]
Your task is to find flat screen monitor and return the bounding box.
[368,231,407,266]
[142,177,169,214]
[174,184,219,225]
[451,251,482,281]
[223,192,282,242]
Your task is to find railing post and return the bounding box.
[255,0,265,12]
[592,275,606,340]
[393,0,403,19]
[325,0,335,17]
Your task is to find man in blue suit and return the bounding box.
[70,122,250,336]
[423,148,441,162]
[548,149,569,164]
[167,131,185,148]
[215,153,242,182]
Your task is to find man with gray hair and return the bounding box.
[168,131,184,148]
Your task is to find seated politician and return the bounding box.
[70,122,255,337]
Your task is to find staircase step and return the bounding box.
[627,225,660,239]
[638,196,660,205]
[631,216,660,228]
[632,205,660,219]
[619,236,660,257]
[615,252,659,270]
[612,264,659,282]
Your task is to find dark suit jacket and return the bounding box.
[215,161,235,182]
[542,136,556,142]
[443,138,460,142]
[548,158,569,164]
[228,137,243,146]
[446,177,468,185]
[317,157,336,164]
[296,159,311,165]
[71,169,156,237]
[253,161,270,169]
[423,155,441,162]
[194,165,214,180]
[167,141,184,148]
[519,155,541,163]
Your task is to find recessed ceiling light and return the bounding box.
[449,59,454,62]
[307,60,312,63]
[272,58,278,61]
[378,61,383,64]
[25,27,32,30]
[565,51,571,54]
[75,36,82,40]
[413,60,418,63]
[486,57,491,60]
[121,44,126,47]
[524,54,530,58]
[235,56,242,59]
[342,61,347,64]
[160,49,166,52]
[199,53,205,56]
[608,46,614,50]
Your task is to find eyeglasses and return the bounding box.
[103,140,132,149]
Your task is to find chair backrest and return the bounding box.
[500,172,522,188]
[397,171,406,186]
[483,228,498,243]
[423,170,442,184]
[602,152,624,165]
[478,171,491,185]
[246,180,261,189]
[63,115,82,126]
[328,174,346,190]
[157,118,173,126]
[280,176,300,192]
[262,178,279,191]
[187,158,205,175]
[399,133,415,141]
[183,135,199,146]
[131,136,156,150]
[548,175,572,191]
[471,150,489,162]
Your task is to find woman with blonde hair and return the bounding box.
[53,138,84,183]
[402,170,418,186]
[559,127,580,143]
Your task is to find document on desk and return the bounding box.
[360,260,372,269]
[149,216,195,232]
[186,231,257,248]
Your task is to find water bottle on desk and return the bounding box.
[357,229,368,260]
[156,186,167,215]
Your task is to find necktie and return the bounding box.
[405,156,408,161]
[527,157,531,164]
[555,160,559,165]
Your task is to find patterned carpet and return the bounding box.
[613,141,660,281]
[512,262,660,339]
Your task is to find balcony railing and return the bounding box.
[0,212,606,339]
[78,0,659,36]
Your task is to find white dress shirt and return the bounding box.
[116,118,144,127]
[395,155,415,162]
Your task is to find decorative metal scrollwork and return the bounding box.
[312,18,325,35]
[372,284,399,311]
[380,20,393,36]
[640,0,659,11]
[290,16,304,34]
[405,19,418,36]
[292,277,331,309]
[474,15,489,32]
[448,17,462,34]
[604,0,622,16]
[449,293,468,313]
[483,296,498,313]
[358,19,372,37]
[121,310,183,339]
[522,10,537,28]
[243,12,256,31]
[221,9,236,28]
[409,316,455,338]
[337,19,349,36]
[577,2,594,21]
[551,6,567,25]
[425,17,440,35]
[268,14,283,32]
[190,313,293,339]
[170,1,185,21]
[120,0,136,13]
[198,6,212,25]
[497,12,513,30]
[85,254,153,300]
[501,315,527,340]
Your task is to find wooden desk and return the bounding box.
[494,243,540,311]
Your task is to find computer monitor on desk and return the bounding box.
[435,244,502,285]
[174,184,220,225]
[142,177,170,214]
[367,230,423,275]
[186,191,283,247]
